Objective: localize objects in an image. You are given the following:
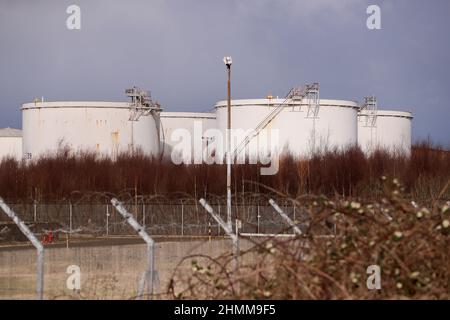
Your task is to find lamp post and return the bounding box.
[223,56,232,230]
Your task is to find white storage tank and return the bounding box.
[22,101,160,160]
[358,109,413,155]
[160,112,217,163]
[0,128,22,161]
[214,98,359,158]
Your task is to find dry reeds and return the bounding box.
[0,142,448,203]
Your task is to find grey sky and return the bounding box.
[1,0,449,146]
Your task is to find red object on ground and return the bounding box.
[41,231,54,244]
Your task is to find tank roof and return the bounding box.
[214,98,359,109]
[21,101,131,110]
[359,109,413,119]
[160,112,216,119]
[0,127,22,137]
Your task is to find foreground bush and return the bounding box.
[168,179,449,299]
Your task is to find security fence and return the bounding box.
[0,197,317,241]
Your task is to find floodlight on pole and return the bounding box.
[223,56,232,68]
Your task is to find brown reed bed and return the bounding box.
[0,142,448,204]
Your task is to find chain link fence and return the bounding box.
[0,197,313,241]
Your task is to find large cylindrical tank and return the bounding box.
[0,128,22,161]
[358,110,413,155]
[214,98,359,158]
[21,101,160,160]
[160,112,216,163]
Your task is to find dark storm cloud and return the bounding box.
[0,0,449,145]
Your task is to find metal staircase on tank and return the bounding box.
[231,83,320,161]
[360,96,377,127]
[303,83,320,118]
[125,86,163,155]
[126,86,162,121]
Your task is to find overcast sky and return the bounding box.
[1,0,449,146]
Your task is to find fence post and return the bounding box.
[257,204,260,234]
[269,199,302,235]
[69,201,73,237]
[218,204,221,236]
[181,202,184,236]
[0,197,44,300]
[142,203,146,229]
[199,199,239,271]
[33,200,37,222]
[111,198,156,299]
[208,222,211,242]
[106,204,110,236]
[293,203,296,224]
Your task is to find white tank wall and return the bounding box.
[22,102,160,160]
[0,137,22,161]
[358,110,412,155]
[160,112,216,163]
[215,99,359,158]
[18,100,413,162]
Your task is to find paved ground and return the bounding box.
[0,235,228,252]
[0,238,248,299]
